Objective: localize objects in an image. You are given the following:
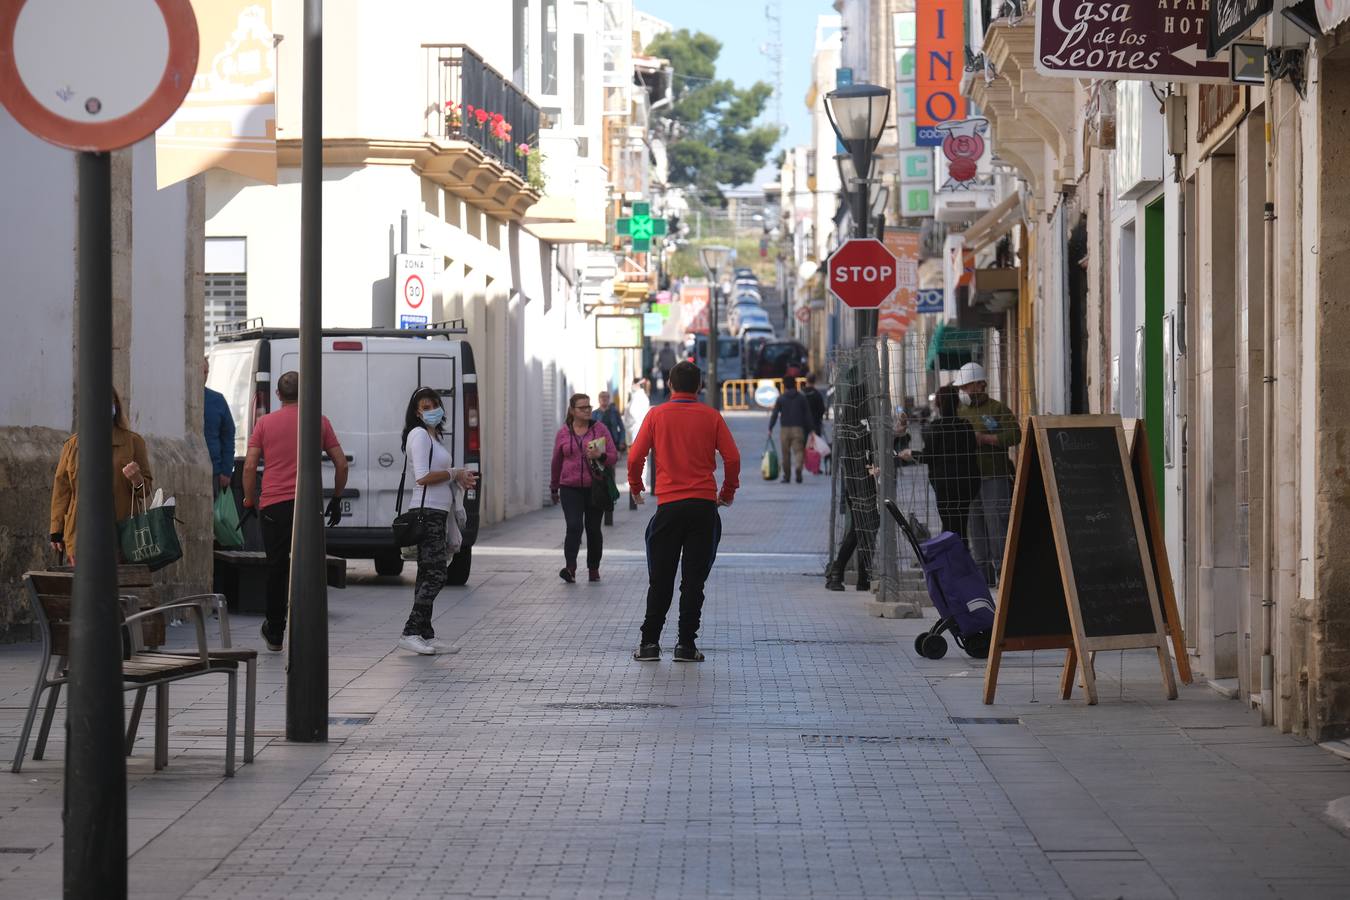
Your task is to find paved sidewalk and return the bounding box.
[2,412,1350,898]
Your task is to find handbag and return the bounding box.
[589,459,616,511]
[117,483,183,571]
[392,440,434,547]
[761,437,780,481]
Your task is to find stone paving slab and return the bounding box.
[0,412,1348,898]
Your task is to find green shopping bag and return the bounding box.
[761,437,779,481]
[117,488,183,571]
[213,488,244,548]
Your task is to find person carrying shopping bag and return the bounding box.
[50,386,153,566]
[394,387,478,655]
[550,393,619,583]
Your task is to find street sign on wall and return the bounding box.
[395,253,433,329]
[828,238,900,310]
[1035,0,1229,83]
[595,314,643,349]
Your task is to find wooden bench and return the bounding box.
[12,573,243,777]
[49,564,165,647]
[213,550,347,615]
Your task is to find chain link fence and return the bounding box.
[825,325,1025,612]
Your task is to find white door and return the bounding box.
[277,342,368,526]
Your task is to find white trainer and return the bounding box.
[397,634,436,655]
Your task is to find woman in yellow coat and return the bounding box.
[49,387,153,565]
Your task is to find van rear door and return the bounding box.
[365,341,460,535]
[276,339,368,527]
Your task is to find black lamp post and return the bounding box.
[699,244,732,408]
[825,83,891,342]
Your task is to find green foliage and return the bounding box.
[527,151,546,194]
[646,29,781,200]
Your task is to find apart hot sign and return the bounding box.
[1035,0,1229,83]
[828,238,900,310]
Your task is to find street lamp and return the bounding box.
[700,244,732,408]
[825,83,891,342]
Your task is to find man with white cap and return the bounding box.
[954,362,1020,583]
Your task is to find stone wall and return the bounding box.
[0,430,211,642]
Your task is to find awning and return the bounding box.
[925,321,985,371]
[522,196,607,244]
[954,191,1022,255]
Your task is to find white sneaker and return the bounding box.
[398,634,436,655]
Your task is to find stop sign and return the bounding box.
[828,238,899,309]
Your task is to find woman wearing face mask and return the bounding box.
[396,387,479,654]
[49,386,153,565]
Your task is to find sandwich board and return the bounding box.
[982,415,1179,705]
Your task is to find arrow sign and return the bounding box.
[1171,44,1208,67]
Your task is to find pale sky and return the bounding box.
[638,0,833,182]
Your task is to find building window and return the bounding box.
[205,237,247,348]
[574,33,585,126]
[205,274,247,348]
[541,0,558,95]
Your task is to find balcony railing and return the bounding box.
[424,44,539,182]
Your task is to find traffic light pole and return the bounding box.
[708,268,720,409]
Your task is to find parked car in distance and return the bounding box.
[726,302,768,336]
[683,334,743,384]
[753,340,810,379]
[733,267,757,281]
[734,310,773,337]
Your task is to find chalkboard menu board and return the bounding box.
[1044,426,1157,638]
[983,415,1178,706]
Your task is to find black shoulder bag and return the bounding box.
[392,437,435,547]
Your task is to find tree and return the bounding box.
[646,29,780,201]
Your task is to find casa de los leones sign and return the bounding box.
[1036,0,1229,83]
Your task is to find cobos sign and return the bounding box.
[916,0,966,148]
[1035,0,1229,83]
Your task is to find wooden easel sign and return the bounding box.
[982,415,1178,705]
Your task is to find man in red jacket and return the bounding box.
[628,361,741,662]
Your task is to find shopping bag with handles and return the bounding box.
[761,437,780,481]
[117,485,183,571]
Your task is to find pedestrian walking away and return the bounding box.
[595,390,627,452]
[767,375,812,483]
[629,361,740,663]
[241,371,349,651]
[802,371,827,438]
[49,386,153,566]
[395,387,479,655]
[625,377,653,506]
[954,362,1021,584]
[899,385,981,546]
[204,357,236,494]
[550,393,619,583]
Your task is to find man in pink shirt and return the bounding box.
[242,371,348,650]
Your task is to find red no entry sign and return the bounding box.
[0,0,199,152]
[828,238,900,310]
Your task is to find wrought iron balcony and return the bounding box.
[424,44,539,182]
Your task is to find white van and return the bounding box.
[207,321,481,582]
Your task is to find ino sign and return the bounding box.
[395,253,433,329]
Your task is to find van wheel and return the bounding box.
[446,546,472,586]
[374,552,404,577]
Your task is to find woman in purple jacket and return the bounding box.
[550,393,619,583]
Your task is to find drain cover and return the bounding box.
[0,848,42,854]
[755,639,895,646]
[950,716,1021,725]
[801,734,950,746]
[545,701,676,711]
[329,715,374,726]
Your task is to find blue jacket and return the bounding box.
[204,387,236,478]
